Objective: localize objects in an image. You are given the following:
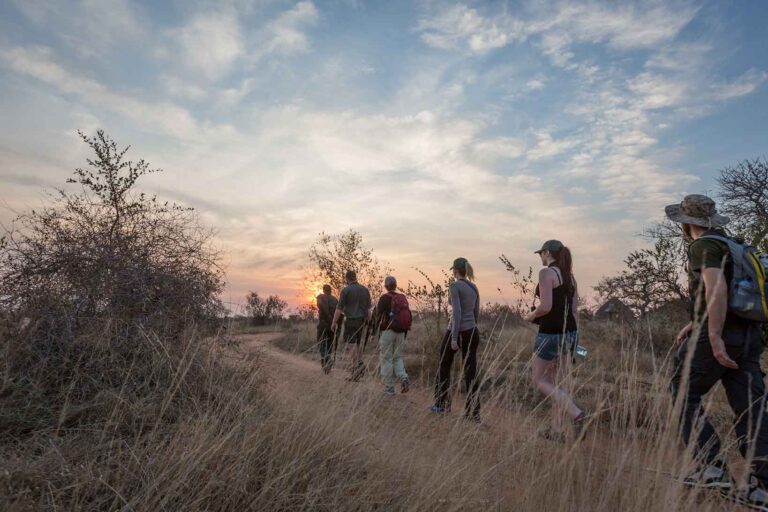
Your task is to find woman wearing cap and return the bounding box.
[431,257,482,423]
[524,240,586,436]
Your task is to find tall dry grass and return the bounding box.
[1,309,751,511]
[266,313,748,511]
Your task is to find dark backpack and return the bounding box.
[384,292,412,333]
[699,234,768,323]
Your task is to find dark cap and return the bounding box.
[450,257,469,270]
[534,240,563,254]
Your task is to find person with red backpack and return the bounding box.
[374,276,412,395]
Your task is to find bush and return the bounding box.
[0,130,224,338]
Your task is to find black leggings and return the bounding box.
[434,328,481,418]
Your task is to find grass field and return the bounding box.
[0,313,755,511]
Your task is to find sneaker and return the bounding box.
[722,476,768,511]
[383,386,395,396]
[400,379,410,394]
[430,404,448,414]
[682,457,731,490]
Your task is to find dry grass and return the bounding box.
[0,313,754,511]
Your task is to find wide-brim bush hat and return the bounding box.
[665,194,729,229]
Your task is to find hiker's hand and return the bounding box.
[675,322,693,346]
[711,336,738,369]
[450,339,459,351]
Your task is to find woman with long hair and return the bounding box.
[431,257,482,423]
[524,240,586,437]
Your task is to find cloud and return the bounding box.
[417,4,524,53]
[0,46,205,139]
[166,12,244,82]
[258,0,319,57]
[712,69,768,100]
[418,1,698,65]
[10,0,144,57]
[526,130,579,161]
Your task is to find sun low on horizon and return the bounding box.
[1,0,767,311]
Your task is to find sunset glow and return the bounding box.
[1,1,766,311]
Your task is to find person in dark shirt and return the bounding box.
[332,270,372,381]
[524,240,585,439]
[374,276,409,395]
[316,284,338,374]
[667,194,768,508]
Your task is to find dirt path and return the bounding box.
[232,333,555,505]
[233,332,736,511]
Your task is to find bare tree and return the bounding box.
[717,157,768,251]
[499,255,536,317]
[404,267,454,332]
[306,229,390,297]
[594,237,687,316]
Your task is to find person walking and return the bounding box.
[316,284,338,374]
[332,270,372,382]
[666,194,768,509]
[374,276,412,396]
[431,257,482,424]
[524,240,586,439]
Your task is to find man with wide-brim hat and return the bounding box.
[666,194,768,507]
[665,194,730,229]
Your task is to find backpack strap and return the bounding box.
[699,234,742,276]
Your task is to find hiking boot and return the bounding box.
[400,378,410,394]
[682,456,731,490]
[383,386,395,396]
[722,476,768,510]
[430,404,448,414]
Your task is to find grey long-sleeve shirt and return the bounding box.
[449,279,479,341]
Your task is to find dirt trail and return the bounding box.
[234,332,546,504]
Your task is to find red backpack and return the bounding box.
[384,292,412,333]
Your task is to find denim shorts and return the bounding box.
[534,331,579,361]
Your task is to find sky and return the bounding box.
[1,0,767,312]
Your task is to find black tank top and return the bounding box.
[535,264,577,335]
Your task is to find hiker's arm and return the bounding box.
[331,308,343,332]
[365,291,372,322]
[473,287,480,323]
[702,267,737,369]
[572,282,579,323]
[450,284,461,346]
[316,296,327,320]
[526,269,552,322]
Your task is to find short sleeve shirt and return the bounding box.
[687,230,732,324]
[337,282,372,320]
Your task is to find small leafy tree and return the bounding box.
[306,229,390,297]
[594,236,687,317]
[245,292,288,325]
